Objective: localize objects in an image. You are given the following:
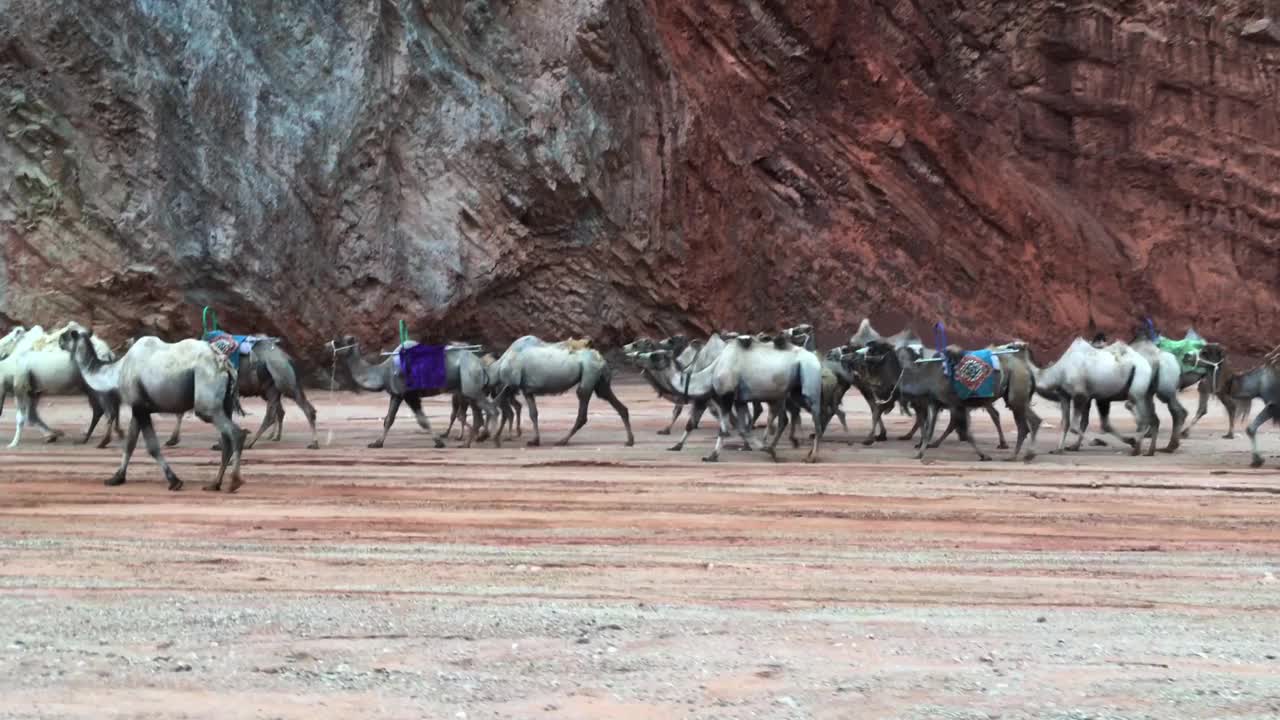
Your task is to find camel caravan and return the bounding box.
[0,309,1277,493]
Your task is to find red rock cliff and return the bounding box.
[2,0,1278,361]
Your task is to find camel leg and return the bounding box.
[1051,398,1073,455]
[369,395,402,449]
[444,394,461,439]
[555,388,593,447]
[77,395,106,445]
[764,401,786,461]
[658,402,684,435]
[462,399,483,449]
[804,400,823,464]
[524,393,542,447]
[1140,394,1160,457]
[7,394,27,447]
[404,394,445,448]
[1006,404,1031,462]
[899,405,923,443]
[1070,397,1094,451]
[106,416,141,486]
[133,412,182,491]
[957,408,991,461]
[750,402,764,429]
[22,396,64,444]
[1182,379,1212,439]
[787,404,801,449]
[928,411,959,449]
[96,409,117,450]
[1159,393,1187,453]
[1223,394,1242,440]
[290,386,320,450]
[1245,403,1276,468]
[205,412,245,493]
[271,404,285,441]
[512,396,524,438]
[702,396,735,462]
[165,413,184,447]
[669,400,706,452]
[732,400,764,453]
[242,394,281,450]
[986,404,1007,449]
[915,404,940,461]
[593,380,634,447]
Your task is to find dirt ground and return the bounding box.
[1,379,1278,719]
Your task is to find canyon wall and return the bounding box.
[2,0,1278,364]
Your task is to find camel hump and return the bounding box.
[772,335,790,350]
[735,335,754,348]
[562,337,592,351]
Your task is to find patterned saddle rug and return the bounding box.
[1156,336,1208,375]
[951,349,1000,400]
[398,343,448,392]
[203,332,273,370]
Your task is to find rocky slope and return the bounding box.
[2,0,1278,363]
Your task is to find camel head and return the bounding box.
[622,337,657,358]
[656,334,690,357]
[0,326,27,359]
[57,323,94,357]
[632,349,675,373]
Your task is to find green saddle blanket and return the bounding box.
[1157,336,1207,374]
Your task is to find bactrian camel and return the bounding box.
[491,336,634,447]
[329,335,498,449]
[1,323,121,448]
[60,324,245,492]
[1030,338,1160,456]
[633,333,824,463]
[1226,350,1280,468]
[165,339,321,450]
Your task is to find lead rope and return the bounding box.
[327,342,357,447]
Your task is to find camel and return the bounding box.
[1225,351,1280,468]
[328,335,497,449]
[165,339,320,450]
[631,334,824,462]
[1,323,121,447]
[779,325,850,435]
[1123,334,1187,452]
[860,341,1040,462]
[623,333,764,450]
[444,351,522,441]
[1029,338,1160,456]
[59,324,244,492]
[490,335,633,447]
[1161,331,1238,439]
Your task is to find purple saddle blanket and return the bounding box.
[399,344,447,391]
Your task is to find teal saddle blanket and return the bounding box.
[951,349,1000,400]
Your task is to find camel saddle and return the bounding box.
[202,331,274,370]
[950,349,1000,400]
[1156,335,1208,375]
[397,343,448,392]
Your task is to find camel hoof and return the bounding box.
[666,445,683,452]
[1158,446,1178,454]
[167,478,183,492]
[1123,438,1138,448]
[226,477,243,493]
[432,437,446,449]
[96,439,110,450]
[164,438,180,447]
[803,455,817,464]
[367,441,384,449]
[44,434,61,444]
[1180,430,1191,439]
[527,439,541,447]
[996,442,1009,450]
[701,455,719,463]
[1090,439,1108,447]
[897,434,914,442]
[978,454,991,462]
[1250,455,1264,468]
[927,441,943,449]
[861,437,876,446]
[656,428,672,436]
[1065,445,1081,453]
[306,441,320,450]
[1023,453,1037,464]
[1048,449,1063,456]
[74,436,89,446]
[876,433,888,441]
[105,473,127,487]
[202,483,220,492]
[625,439,635,447]
[210,443,223,451]
[1223,433,1235,440]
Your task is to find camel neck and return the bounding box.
[342,347,389,391]
[72,341,121,395]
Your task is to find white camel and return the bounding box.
[1030,338,1160,456]
[633,334,824,462]
[1,323,120,447]
[60,324,245,492]
[491,336,634,447]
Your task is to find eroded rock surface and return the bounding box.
[2,1,1278,362]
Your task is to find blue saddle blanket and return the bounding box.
[951,349,999,399]
[399,344,447,392]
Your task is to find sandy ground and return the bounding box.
[0,379,1278,719]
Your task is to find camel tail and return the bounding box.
[224,367,245,418]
